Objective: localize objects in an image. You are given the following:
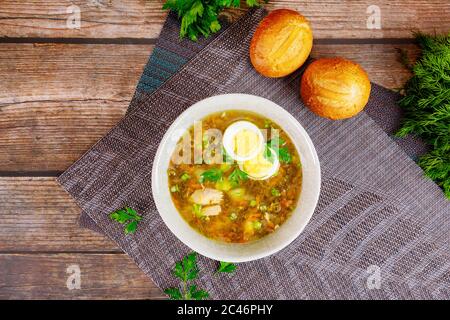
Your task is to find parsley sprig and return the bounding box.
[164,253,237,300]
[164,252,209,300]
[264,137,292,164]
[216,261,237,274]
[199,168,223,183]
[162,0,266,41]
[109,207,142,234]
[229,168,248,186]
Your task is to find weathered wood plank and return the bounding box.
[0,43,153,106]
[0,253,164,299]
[0,43,416,172]
[0,99,129,173]
[0,43,153,172]
[0,0,166,39]
[0,177,119,252]
[0,1,448,39]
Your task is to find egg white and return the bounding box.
[222,121,265,162]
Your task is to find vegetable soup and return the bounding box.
[168,110,302,243]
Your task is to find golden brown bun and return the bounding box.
[300,58,371,120]
[250,9,313,78]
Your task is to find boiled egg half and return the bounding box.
[239,147,280,180]
[223,121,264,162]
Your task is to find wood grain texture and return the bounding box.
[0,253,164,299]
[0,0,441,301]
[0,177,119,252]
[0,43,416,172]
[0,1,449,39]
[0,43,152,106]
[0,43,152,172]
[0,0,166,39]
[0,99,129,173]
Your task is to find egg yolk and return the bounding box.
[232,129,261,158]
[241,151,276,179]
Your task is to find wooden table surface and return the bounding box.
[0,0,449,300]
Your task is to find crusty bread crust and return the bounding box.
[250,9,313,78]
[300,58,371,120]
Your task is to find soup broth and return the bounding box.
[168,110,302,243]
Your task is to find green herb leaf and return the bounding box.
[199,168,223,183]
[173,261,185,280]
[165,252,209,300]
[183,252,199,280]
[162,0,266,41]
[172,252,198,281]
[264,137,292,164]
[209,20,221,33]
[396,32,450,199]
[164,287,183,300]
[188,285,210,300]
[216,261,237,274]
[180,1,204,39]
[263,144,275,163]
[125,206,142,220]
[277,137,286,146]
[278,147,292,163]
[222,147,234,164]
[246,0,260,6]
[109,206,142,234]
[229,168,249,186]
[125,220,138,234]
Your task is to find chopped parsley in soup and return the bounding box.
[168,110,302,243]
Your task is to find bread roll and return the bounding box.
[300,58,371,120]
[250,9,313,78]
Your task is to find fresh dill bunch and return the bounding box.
[395,32,450,198]
[162,0,266,41]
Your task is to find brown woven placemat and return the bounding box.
[59,9,450,299]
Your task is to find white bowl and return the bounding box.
[152,94,321,262]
